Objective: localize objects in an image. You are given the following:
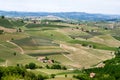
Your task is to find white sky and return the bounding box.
[0,0,120,14]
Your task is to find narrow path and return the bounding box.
[21,23,29,29]
[60,44,74,61]
[62,53,74,61]
[0,44,7,48]
[6,41,24,54]
[23,23,29,27]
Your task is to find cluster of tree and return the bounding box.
[0,65,67,80]
[0,66,49,80]
[114,47,120,58]
[0,16,5,19]
[73,47,120,80]
[16,28,22,32]
[46,64,67,70]
[25,62,67,70]
[25,62,42,69]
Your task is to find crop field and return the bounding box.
[13,37,59,46]
[27,51,65,56]
[25,23,69,28]
[26,30,72,41]
[12,36,60,52]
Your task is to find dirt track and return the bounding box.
[6,41,24,54]
[0,26,16,33]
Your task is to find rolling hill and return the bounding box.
[0,10,120,21]
[0,15,120,80]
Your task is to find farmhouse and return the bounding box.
[90,72,96,78]
[37,56,53,63]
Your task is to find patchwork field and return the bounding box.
[0,17,120,79]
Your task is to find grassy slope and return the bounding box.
[0,41,42,66]
[59,43,113,68]
[0,32,28,41]
[113,36,120,41]
[10,20,25,27]
[0,18,14,28]
[26,30,72,41]
[0,18,27,28]
[48,54,74,65]
[69,39,117,51]
[89,34,120,47]
[58,28,93,39]
[29,69,78,80]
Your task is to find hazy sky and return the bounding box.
[0,0,120,14]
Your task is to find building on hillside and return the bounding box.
[90,72,96,78]
[37,56,53,64]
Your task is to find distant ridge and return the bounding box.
[0,10,120,21]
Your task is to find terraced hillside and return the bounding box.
[0,17,120,76]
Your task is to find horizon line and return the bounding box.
[0,10,120,16]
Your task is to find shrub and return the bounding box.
[46,65,50,69]
[37,74,48,80]
[28,63,36,69]
[62,66,67,70]
[0,30,4,34]
[25,71,37,80]
[1,16,5,19]
[1,74,22,80]
[65,74,67,77]
[13,52,17,56]
[50,74,56,78]
[51,64,61,69]
[25,64,29,69]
